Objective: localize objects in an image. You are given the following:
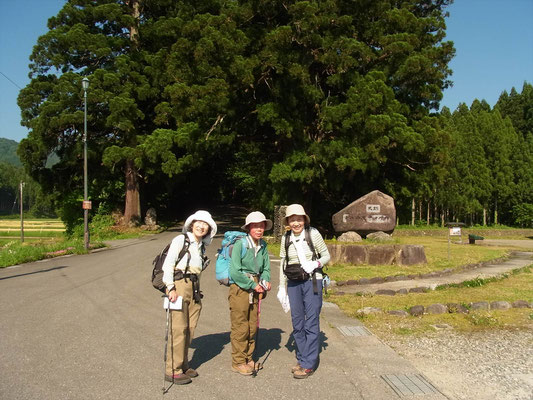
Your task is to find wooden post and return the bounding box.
[20,181,24,243]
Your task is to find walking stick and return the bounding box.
[162,296,172,394]
[251,292,262,377]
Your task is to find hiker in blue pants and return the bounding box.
[277,204,330,379]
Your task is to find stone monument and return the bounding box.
[332,190,396,237]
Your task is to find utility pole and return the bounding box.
[82,77,90,250]
[20,181,25,243]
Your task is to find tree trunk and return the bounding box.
[123,0,141,225]
[426,200,430,225]
[494,199,498,225]
[483,207,487,226]
[124,159,141,225]
[411,198,415,226]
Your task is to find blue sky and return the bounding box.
[1,0,532,143]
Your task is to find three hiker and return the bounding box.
[160,205,329,384]
[162,210,217,385]
[228,211,272,375]
[277,204,330,379]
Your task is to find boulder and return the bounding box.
[426,304,447,314]
[512,300,531,308]
[490,301,511,310]
[332,190,396,236]
[408,305,425,316]
[366,231,393,241]
[145,207,157,226]
[337,231,363,242]
[471,301,489,311]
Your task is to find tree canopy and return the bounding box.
[16,0,532,230]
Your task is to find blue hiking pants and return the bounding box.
[287,279,322,370]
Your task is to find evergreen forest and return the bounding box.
[8,0,532,232]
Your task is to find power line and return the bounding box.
[0,71,22,90]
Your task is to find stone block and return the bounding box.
[447,303,469,313]
[409,305,425,316]
[357,307,382,315]
[332,190,396,236]
[512,300,531,308]
[409,287,428,293]
[397,245,427,265]
[388,310,409,317]
[367,246,396,265]
[471,301,489,311]
[490,301,511,310]
[426,304,447,314]
[397,289,409,295]
[375,289,396,296]
[273,205,288,241]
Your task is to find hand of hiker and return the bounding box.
[302,261,319,274]
[262,281,271,291]
[254,284,265,293]
[168,289,178,303]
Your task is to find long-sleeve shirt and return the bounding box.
[279,227,330,288]
[162,232,205,291]
[229,235,271,291]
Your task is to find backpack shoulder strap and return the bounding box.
[304,227,319,260]
[283,230,291,261]
[176,234,191,271]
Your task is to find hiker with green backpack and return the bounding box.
[162,210,217,385]
[228,211,272,376]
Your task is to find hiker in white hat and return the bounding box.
[228,211,272,375]
[162,210,217,385]
[277,204,330,379]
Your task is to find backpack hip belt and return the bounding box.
[174,271,203,303]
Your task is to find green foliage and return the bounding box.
[0,138,22,166]
[512,203,533,228]
[17,0,531,230]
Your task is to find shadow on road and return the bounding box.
[0,265,68,281]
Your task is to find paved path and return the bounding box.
[0,224,449,400]
[334,250,533,294]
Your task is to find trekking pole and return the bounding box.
[162,296,171,394]
[252,293,262,377]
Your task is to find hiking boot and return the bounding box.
[293,367,314,379]
[291,363,301,373]
[232,363,253,376]
[184,368,199,378]
[164,373,192,385]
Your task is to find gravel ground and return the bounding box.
[385,329,533,400]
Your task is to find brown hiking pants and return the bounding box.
[228,283,258,366]
[166,278,202,375]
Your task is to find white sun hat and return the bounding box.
[183,210,217,244]
[283,204,310,226]
[241,211,273,231]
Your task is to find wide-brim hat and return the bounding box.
[183,210,217,244]
[241,211,273,231]
[283,204,310,226]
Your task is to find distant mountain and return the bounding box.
[0,138,22,166]
[0,138,59,168]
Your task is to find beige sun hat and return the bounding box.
[241,211,273,231]
[183,210,217,244]
[283,204,310,226]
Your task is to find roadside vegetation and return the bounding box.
[0,215,160,268]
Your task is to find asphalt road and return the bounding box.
[0,228,446,400]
